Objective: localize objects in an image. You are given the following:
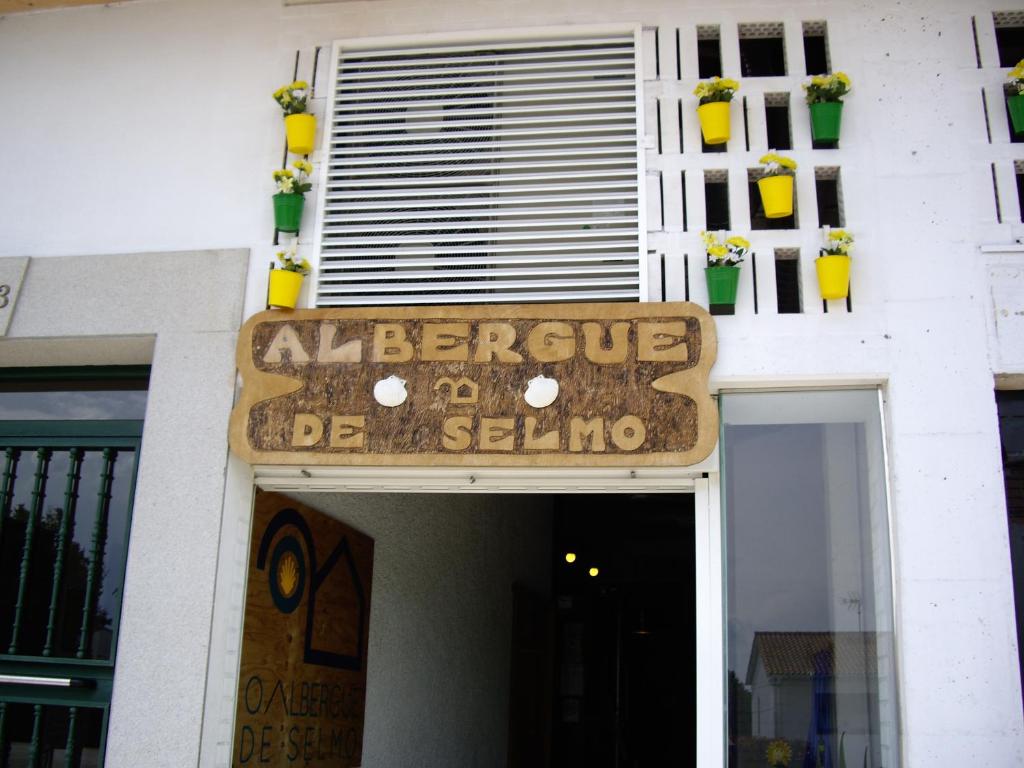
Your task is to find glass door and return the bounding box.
[0,372,146,768]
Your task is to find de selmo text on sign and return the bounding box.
[229,303,718,467]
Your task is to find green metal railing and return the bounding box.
[0,420,142,768]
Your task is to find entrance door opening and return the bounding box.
[541,494,696,768]
[280,490,696,768]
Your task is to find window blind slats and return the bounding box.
[324,192,637,211]
[318,252,639,271]
[320,263,638,282]
[338,56,633,81]
[319,275,636,295]
[324,217,637,235]
[325,170,637,188]
[330,158,635,177]
[318,32,642,307]
[335,80,632,103]
[316,288,640,306]
[326,205,635,223]
[334,146,634,166]
[321,228,639,247]
[338,37,633,61]
[331,114,634,137]
[333,136,634,156]
[323,181,637,200]
[321,241,639,257]
[337,68,633,93]
[333,90,633,112]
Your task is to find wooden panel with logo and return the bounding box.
[234,491,374,767]
[229,302,718,466]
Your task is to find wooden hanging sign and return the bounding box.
[229,302,718,466]
[234,491,374,767]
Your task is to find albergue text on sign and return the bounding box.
[229,302,717,467]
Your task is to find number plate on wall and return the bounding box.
[0,257,28,336]
[229,302,718,467]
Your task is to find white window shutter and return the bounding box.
[317,30,644,306]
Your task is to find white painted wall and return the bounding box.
[1,0,1023,765]
[289,492,552,768]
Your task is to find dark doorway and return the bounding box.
[550,494,696,767]
[997,391,1024,709]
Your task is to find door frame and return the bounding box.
[216,468,725,767]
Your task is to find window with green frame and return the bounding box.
[0,367,148,768]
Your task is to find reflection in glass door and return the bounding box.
[722,390,899,768]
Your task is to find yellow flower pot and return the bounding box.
[757,175,794,219]
[697,101,731,145]
[816,255,851,300]
[268,269,304,309]
[285,113,317,155]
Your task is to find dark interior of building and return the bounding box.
[509,493,696,768]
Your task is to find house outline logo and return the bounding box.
[255,507,367,671]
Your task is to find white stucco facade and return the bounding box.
[1,0,1023,765]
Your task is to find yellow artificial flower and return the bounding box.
[696,77,739,99]
[291,80,308,90]
[835,71,851,87]
[708,244,729,257]
[811,75,829,87]
[828,229,849,241]
[726,236,750,250]
[294,160,313,175]
[700,230,718,246]
[299,259,312,272]
[766,739,792,766]
[760,153,797,171]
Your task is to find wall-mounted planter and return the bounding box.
[285,113,317,155]
[273,193,304,233]
[268,269,304,309]
[809,102,843,143]
[697,102,731,145]
[757,175,794,219]
[705,266,740,315]
[1009,94,1024,135]
[816,255,851,300]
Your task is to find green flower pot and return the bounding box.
[809,101,843,143]
[705,266,740,315]
[1009,94,1024,135]
[273,193,305,233]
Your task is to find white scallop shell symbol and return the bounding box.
[374,375,408,407]
[524,375,559,408]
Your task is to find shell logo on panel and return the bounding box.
[235,492,374,767]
